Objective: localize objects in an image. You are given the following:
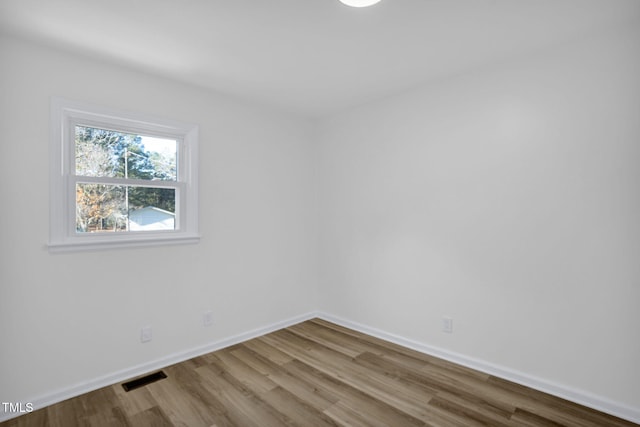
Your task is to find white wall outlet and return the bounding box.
[203,310,214,327]
[442,317,453,334]
[141,326,153,343]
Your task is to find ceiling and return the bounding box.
[1,0,639,118]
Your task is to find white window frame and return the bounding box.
[49,97,199,253]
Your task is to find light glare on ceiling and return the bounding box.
[339,0,382,7]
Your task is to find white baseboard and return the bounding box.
[316,311,640,425]
[3,310,638,424]
[0,311,319,423]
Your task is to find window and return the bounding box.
[49,97,199,252]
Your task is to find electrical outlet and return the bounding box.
[442,317,453,334]
[141,326,153,343]
[203,311,214,327]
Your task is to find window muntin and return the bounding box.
[49,98,199,252]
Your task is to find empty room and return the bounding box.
[1,0,639,425]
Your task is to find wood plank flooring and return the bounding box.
[2,318,638,426]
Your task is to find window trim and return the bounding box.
[49,97,199,253]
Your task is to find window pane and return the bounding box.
[76,183,126,232]
[75,126,177,181]
[76,184,176,233]
[139,136,177,181]
[128,187,175,215]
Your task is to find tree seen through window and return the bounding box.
[75,126,177,232]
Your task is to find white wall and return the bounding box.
[317,23,640,412]
[0,36,318,405]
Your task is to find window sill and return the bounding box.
[47,234,201,253]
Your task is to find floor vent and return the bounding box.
[122,370,167,392]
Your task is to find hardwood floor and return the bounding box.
[3,318,637,426]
